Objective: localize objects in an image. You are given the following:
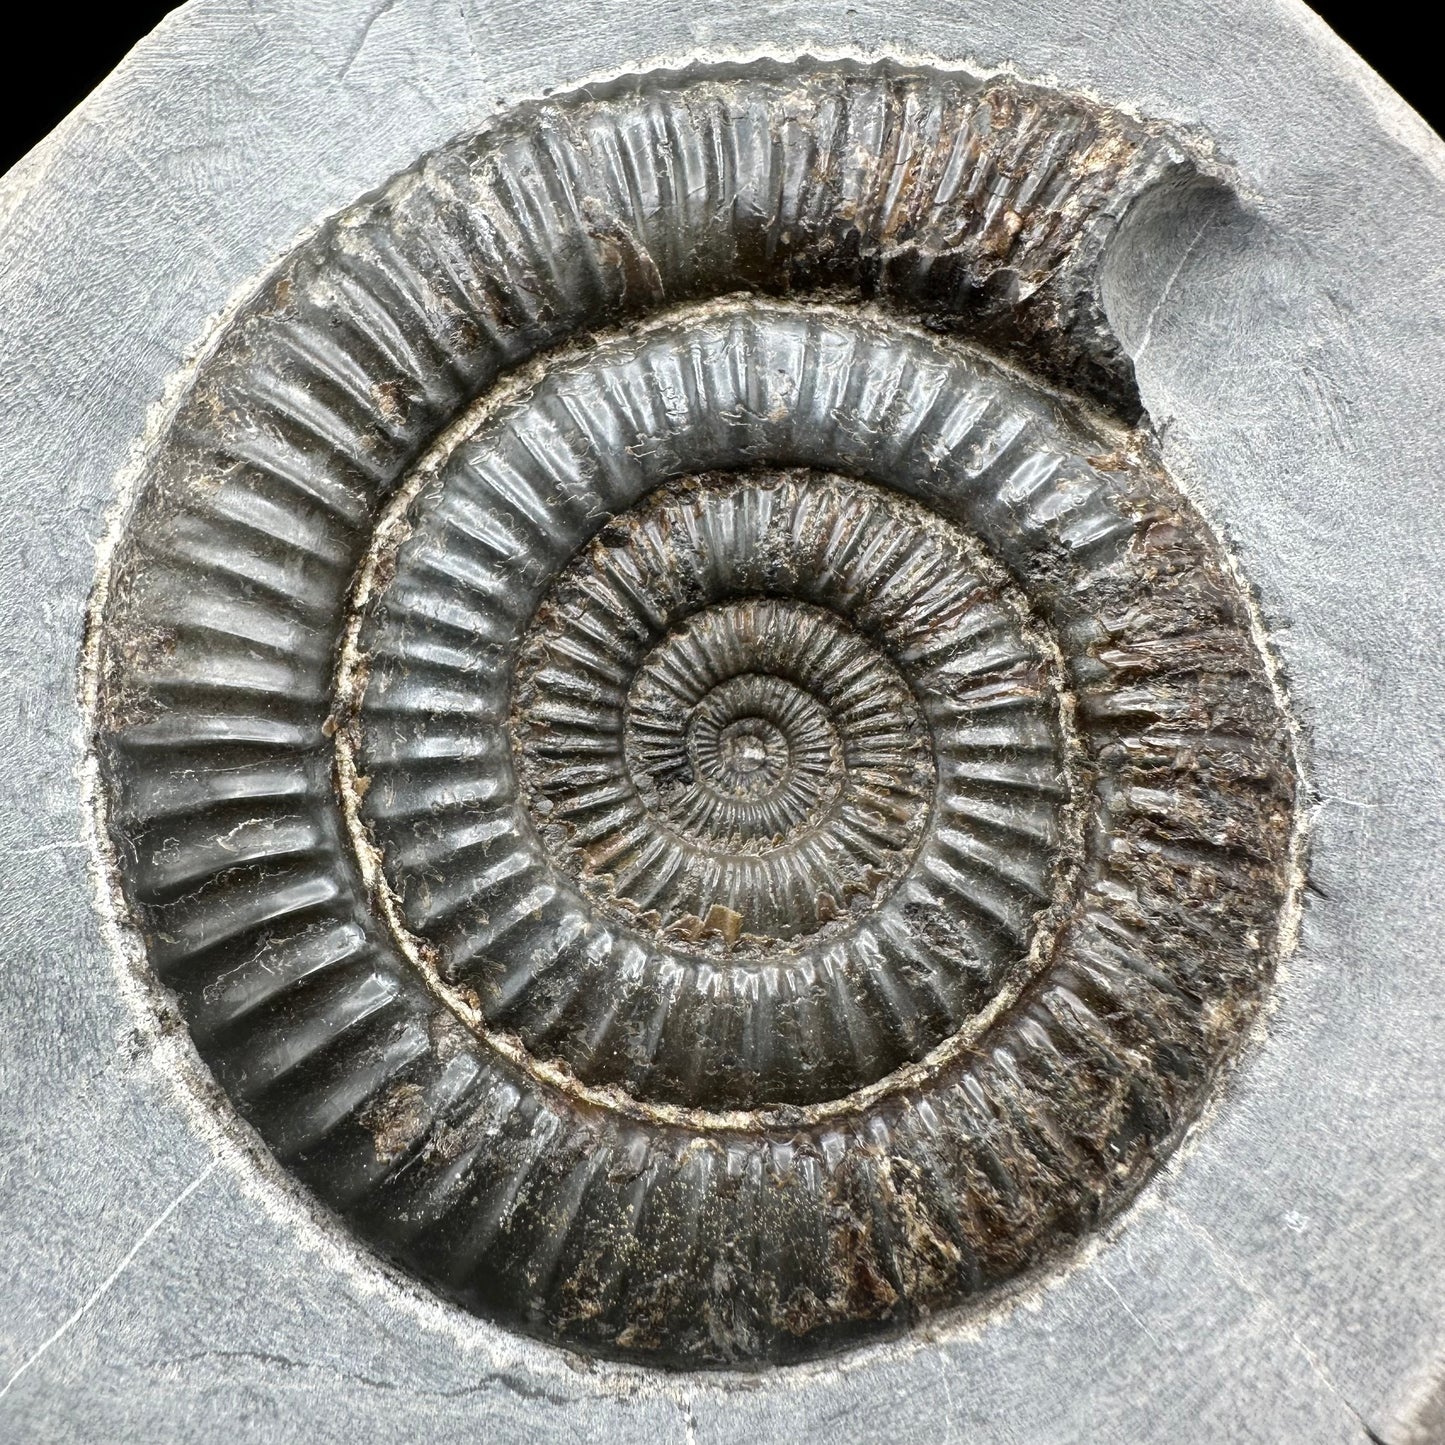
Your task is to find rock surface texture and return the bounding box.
[1,3,1443,1441]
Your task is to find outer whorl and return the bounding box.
[90,59,1299,1366]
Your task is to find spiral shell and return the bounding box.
[90,59,1299,1366]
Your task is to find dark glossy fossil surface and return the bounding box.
[90,60,1298,1366]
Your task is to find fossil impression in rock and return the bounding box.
[89,59,1300,1366]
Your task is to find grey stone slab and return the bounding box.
[0,0,1442,1440]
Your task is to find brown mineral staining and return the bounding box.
[360,1081,430,1164]
[671,905,745,948]
[371,379,409,426]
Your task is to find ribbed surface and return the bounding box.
[364,362,1074,1107]
[90,61,1295,1367]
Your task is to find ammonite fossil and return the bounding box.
[90,59,1300,1366]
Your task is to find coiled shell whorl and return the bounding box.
[90,59,1300,1366]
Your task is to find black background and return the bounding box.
[0,4,1436,176]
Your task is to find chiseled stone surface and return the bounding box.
[1,0,1443,1438]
